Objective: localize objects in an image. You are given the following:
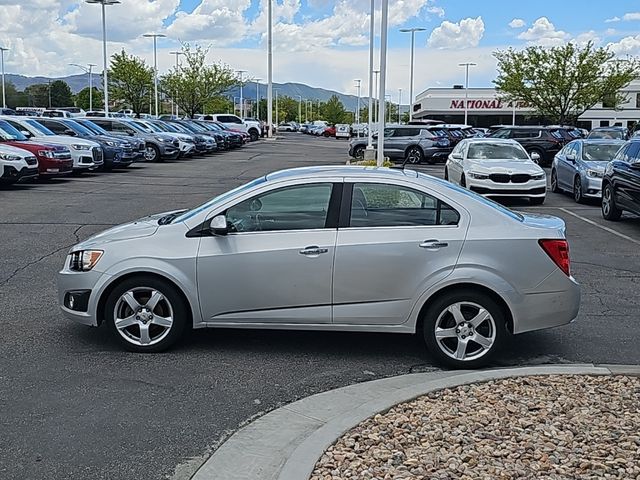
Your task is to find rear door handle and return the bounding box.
[419,239,449,249]
[299,246,329,256]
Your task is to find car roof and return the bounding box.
[576,139,626,144]
[461,138,518,144]
[265,166,419,182]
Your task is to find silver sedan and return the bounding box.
[58,166,580,368]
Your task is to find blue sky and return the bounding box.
[2,0,640,101]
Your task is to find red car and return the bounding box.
[323,126,336,137]
[0,120,73,177]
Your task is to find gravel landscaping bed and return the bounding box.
[311,375,640,480]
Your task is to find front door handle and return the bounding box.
[419,239,449,249]
[299,246,329,256]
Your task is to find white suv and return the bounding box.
[2,116,103,171]
[0,144,39,185]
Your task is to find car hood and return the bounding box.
[0,143,36,157]
[72,210,183,250]
[33,135,99,148]
[582,160,608,171]
[466,159,543,174]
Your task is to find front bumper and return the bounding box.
[468,178,547,198]
[58,265,111,327]
[159,143,180,159]
[1,164,39,183]
[581,175,603,198]
[103,146,132,166]
[38,159,74,177]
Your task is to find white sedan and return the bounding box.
[445,138,547,205]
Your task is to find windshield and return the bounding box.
[63,120,94,136]
[589,129,624,140]
[467,143,529,160]
[24,119,55,136]
[171,176,268,224]
[156,122,176,132]
[78,120,109,135]
[0,120,28,140]
[128,121,149,133]
[582,143,622,161]
[140,121,164,133]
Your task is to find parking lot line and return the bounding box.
[559,207,640,246]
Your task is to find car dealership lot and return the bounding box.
[1,134,639,480]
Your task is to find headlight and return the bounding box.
[587,169,603,178]
[71,144,91,151]
[103,140,119,147]
[468,171,490,180]
[0,153,22,161]
[155,136,169,142]
[38,150,55,158]
[69,250,103,272]
[531,173,546,180]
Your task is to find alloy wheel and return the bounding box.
[551,170,559,192]
[406,147,422,164]
[113,287,174,347]
[574,177,583,203]
[145,146,158,162]
[434,301,496,362]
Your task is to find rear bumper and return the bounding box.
[423,147,452,160]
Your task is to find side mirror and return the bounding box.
[20,130,31,137]
[64,129,77,136]
[209,214,228,236]
[566,154,576,162]
[530,151,541,162]
[451,152,463,160]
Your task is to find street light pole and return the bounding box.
[169,50,184,117]
[254,78,261,120]
[459,62,477,126]
[267,0,273,138]
[236,70,246,119]
[373,70,380,123]
[70,63,97,111]
[296,95,302,123]
[354,79,361,137]
[143,33,166,118]
[0,47,8,109]
[365,0,375,155]
[275,89,279,128]
[376,0,389,167]
[400,27,426,122]
[398,88,402,123]
[86,0,121,116]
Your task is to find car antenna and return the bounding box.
[390,156,410,170]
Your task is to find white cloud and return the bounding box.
[573,31,601,47]
[608,35,640,55]
[517,17,570,47]
[427,17,485,49]
[167,0,252,44]
[508,18,525,29]
[427,6,445,18]
[622,12,640,21]
[605,16,621,23]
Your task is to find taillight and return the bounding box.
[539,239,570,276]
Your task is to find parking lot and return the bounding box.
[1,133,640,480]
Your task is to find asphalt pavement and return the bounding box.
[1,133,639,480]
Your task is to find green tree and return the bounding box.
[321,95,350,124]
[75,87,104,111]
[161,44,238,118]
[24,84,50,107]
[109,49,154,115]
[494,42,640,125]
[204,95,233,115]
[3,82,29,108]
[50,80,73,107]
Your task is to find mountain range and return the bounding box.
[4,73,399,112]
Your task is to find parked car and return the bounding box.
[587,126,629,141]
[152,121,216,154]
[198,121,246,147]
[551,139,625,203]
[0,120,73,178]
[445,138,546,204]
[489,126,567,166]
[241,118,263,141]
[200,114,249,135]
[85,117,180,163]
[349,125,451,164]
[601,139,640,220]
[278,123,296,132]
[172,120,228,150]
[3,116,103,172]
[0,144,39,185]
[74,118,146,164]
[131,119,197,158]
[57,166,580,368]
[41,110,76,118]
[33,117,131,170]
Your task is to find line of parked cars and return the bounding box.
[0,115,251,186]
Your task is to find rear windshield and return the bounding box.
[589,129,625,140]
[467,143,529,160]
[582,143,623,161]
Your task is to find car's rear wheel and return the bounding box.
[405,146,424,164]
[352,145,365,160]
[444,167,449,180]
[104,276,188,353]
[249,130,259,142]
[460,174,467,188]
[551,169,561,193]
[145,144,161,163]
[573,176,584,203]
[423,290,508,369]
[602,182,622,221]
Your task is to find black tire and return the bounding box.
[444,167,449,181]
[530,196,545,205]
[573,176,584,203]
[145,144,162,163]
[352,145,365,160]
[249,130,259,142]
[405,146,424,164]
[550,169,561,193]
[422,290,508,369]
[460,174,466,188]
[602,182,622,221]
[104,275,189,353]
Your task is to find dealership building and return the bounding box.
[412,80,640,130]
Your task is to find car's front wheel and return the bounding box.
[405,146,424,164]
[249,130,259,142]
[602,182,622,221]
[145,144,161,163]
[423,290,508,369]
[573,176,584,203]
[104,276,189,353]
[551,169,561,193]
[352,145,365,160]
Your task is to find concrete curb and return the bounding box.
[191,364,640,480]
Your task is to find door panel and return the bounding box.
[333,182,467,326]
